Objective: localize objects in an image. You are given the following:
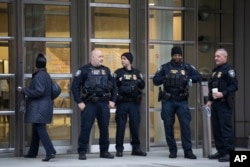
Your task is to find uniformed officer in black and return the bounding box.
[206,48,238,162]
[114,52,147,157]
[153,46,202,159]
[71,49,117,160]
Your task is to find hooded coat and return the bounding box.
[22,68,53,123]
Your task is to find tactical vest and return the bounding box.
[163,65,188,94]
[84,67,111,95]
[118,73,139,96]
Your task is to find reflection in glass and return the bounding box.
[91,43,129,72]
[24,42,71,74]
[92,112,130,144]
[149,10,183,41]
[25,114,71,147]
[24,5,69,37]
[0,79,9,110]
[0,3,9,36]
[0,115,10,147]
[92,8,129,39]
[52,79,71,109]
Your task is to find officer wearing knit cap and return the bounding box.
[171,46,182,56]
[114,52,146,157]
[36,53,47,68]
[121,52,133,64]
[153,46,202,159]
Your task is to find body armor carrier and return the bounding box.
[163,68,188,94]
[84,67,112,96]
[117,74,142,104]
[118,74,139,96]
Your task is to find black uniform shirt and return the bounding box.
[71,63,117,103]
[208,63,238,101]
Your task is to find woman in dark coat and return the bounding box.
[18,53,56,162]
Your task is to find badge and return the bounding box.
[181,70,186,75]
[171,70,178,74]
[228,70,235,78]
[75,70,81,77]
[101,70,106,75]
[217,72,222,78]
[133,74,137,80]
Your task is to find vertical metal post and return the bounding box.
[200,80,212,158]
[201,105,212,157]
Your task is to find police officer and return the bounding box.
[153,46,202,159]
[206,48,238,162]
[71,49,117,160]
[114,52,147,157]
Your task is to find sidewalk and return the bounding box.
[0,148,231,167]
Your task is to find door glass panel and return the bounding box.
[24,41,71,74]
[149,10,183,41]
[24,5,70,38]
[149,0,194,8]
[0,3,8,37]
[89,43,129,147]
[91,0,129,4]
[0,46,14,150]
[91,43,129,72]
[52,79,71,109]
[92,8,129,39]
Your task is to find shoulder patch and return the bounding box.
[157,66,162,72]
[139,73,143,80]
[228,69,235,78]
[75,70,81,77]
[190,65,197,70]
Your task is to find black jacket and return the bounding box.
[22,68,53,123]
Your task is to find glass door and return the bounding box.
[88,0,131,153]
[23,1,73,155]
[0,2,15,155]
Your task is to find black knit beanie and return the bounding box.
[36,53,46,68]
[171,47,182,56]
[121,52,133,64]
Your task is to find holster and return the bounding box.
[162,92,171,100]
[158,87,163,102]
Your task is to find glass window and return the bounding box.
[24,5,70,38]
[91,43,129,72]
[149,10,184,41]
[24,41,71,74]
[25,114,71,147]
[149,10,195,41]
[0,3,8,36]
[91,0,129,4]
[52,79,71,109]
[149,0,195,7]
[91,8,129,39]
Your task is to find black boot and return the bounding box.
[42,154,55,162]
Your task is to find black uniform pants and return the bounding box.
[161,99,193,154]
[115,102,140,152]
[211,101,234,155]
[78,101,110,154]
[27,123,56,157]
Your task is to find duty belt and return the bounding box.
[117,95,142,104]
[162,91,189,101]
[90,96,110,102]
